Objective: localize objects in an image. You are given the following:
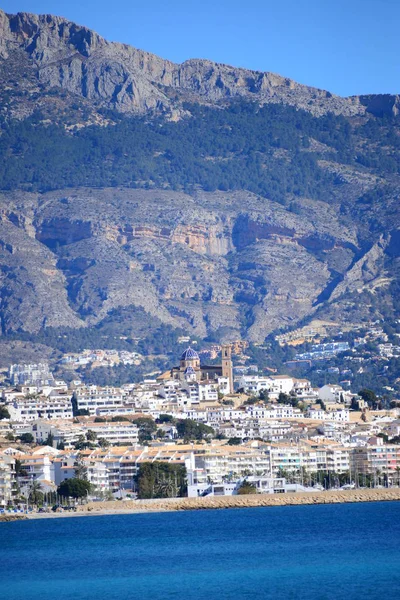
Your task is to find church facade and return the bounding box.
[157,345,234,394]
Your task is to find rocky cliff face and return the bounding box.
[0,186,382,341]
[1,9,397,119]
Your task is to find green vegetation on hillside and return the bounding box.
[4,305,186,355]
[2,101,398,203]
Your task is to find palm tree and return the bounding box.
[375,469,382,487]
[395,467,400,487]
[29,480,43,506]
[74,457,88,480]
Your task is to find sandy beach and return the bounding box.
[0,487,396,522]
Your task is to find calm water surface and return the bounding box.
[1,502,400,600]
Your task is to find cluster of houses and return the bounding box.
[1,347,400,506]
[2,434,400,504]
[295,342,350,361]
[59,349,142,369]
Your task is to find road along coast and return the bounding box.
[4,488,397,521]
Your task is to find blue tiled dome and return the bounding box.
[180,347,199,361]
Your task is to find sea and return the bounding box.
[1,501,400,600]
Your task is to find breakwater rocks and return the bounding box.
[0,514,27,522]
[82,488,400,514]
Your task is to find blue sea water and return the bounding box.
[1,502,400,600]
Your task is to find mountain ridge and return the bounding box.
[1,9,399,119]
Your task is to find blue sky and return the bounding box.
[2,0,399,96]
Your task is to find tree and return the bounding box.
[136,462,187,499]
[358,388,378,408]
[175,419,214,441]
[227,437,242,445]
[29,480,44,506]
[278,392,290,404]
[98,437,110,448]
[73,435,87,450]
[156,414,175,424]
[15,459,27,477]
[243,396,259,406]
[19,433,34,444]
[44,433,54,447]
[131,417,157,443]
[57,478,92,499]
[395,467,400,486]
[237,481,257,495]
[0,405,10,420]
[86,430,97,442]
[74,457,88,480]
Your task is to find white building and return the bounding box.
[318,384,345,404]
[188,445,271,485]
[80,422,139,446]
[73,386,127,415]
[0,454,15,506]
[7,395,73,421]
[236,375,274,395]
[245,405,302,420]
[9,363,54,386]
[307,408,350,422]
[32,419,139,448]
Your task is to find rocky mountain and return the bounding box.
[0,10,399,362]
[1,9,399,120]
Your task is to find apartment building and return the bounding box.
[307,407,350,422]
[7,395,73,421]
[9,363,54,386]
[73,386,127,415]
[17,453,53,487]
[80,421,139,446]
[351,442,400,478]
[0,454,16,506]
[245,405,302,420]
[33,419,139,448]
[33,420,85,448]
[236,375,274,395]
[189,444,271,485]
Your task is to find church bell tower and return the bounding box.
[221,344,233,394]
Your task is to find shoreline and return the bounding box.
[2,488,400,522]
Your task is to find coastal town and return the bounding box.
[1,340,400,513]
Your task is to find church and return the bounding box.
[157,345,234,394]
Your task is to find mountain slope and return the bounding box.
[0,10,399,354]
